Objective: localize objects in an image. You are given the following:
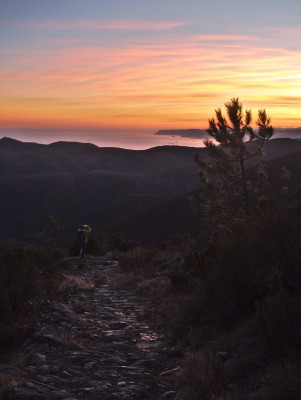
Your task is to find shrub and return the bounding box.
[254,363,301,400]
[68,239,80,257]
[68,230,136,256]
[36,244,66,269]
[256,290,301,357]
[119,246,163,276]
[176,351,224,400]
[184,196,301,327]
[0,245,39,323]
[87,235,109,256]
[110,231,139,252]
[0,243,63,352]
[162,232,193,255]
[45,215,64,247]
[168,265,190,290]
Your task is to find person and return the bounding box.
[78,224,91,258]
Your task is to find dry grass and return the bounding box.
[59,273,95,291]
[175,351,224,400]
[136,275,170,294]
[93,272,107,287]
[118,246,172,277]
[59,327,77,350]
[0,375,22,392]
[110,271,140,288]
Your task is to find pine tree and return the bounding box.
[195,98,274,223]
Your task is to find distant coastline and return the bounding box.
[0,128,205,150]
[155,127,301,139]
[155,129,207,138]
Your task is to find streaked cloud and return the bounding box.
[193,34,263,42]
[270,26,301,37]
[1,15,301,131]
[13,19,188,31]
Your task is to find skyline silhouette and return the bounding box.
[1,1,301,146]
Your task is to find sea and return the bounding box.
[1,128,299,150]
[0,129,205,150]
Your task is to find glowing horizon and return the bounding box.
[1,1,301,137]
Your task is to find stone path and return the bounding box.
[1,256,177,400]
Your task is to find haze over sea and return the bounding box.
[0,129,205,149]
[1,128,300,150]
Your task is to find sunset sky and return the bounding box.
[1,0,301,146]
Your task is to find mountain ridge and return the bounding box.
[1,136,301,244]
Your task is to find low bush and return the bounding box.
[254,363,301,400]
[0,245,39,324]
[183,197,301,327]
[171,197,301,398]
[256,290,301,357]
[168,265,190,290]
[176,351,224,400]
[36,244,66,269]
[0,243,65,352]
[109,231,139,252]
[119,246,167,276]
[68,230,137,256]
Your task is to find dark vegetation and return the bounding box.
[0,240,65,351]
[1,101,301,397]
[115,100,301,399]
[161,189,301,400]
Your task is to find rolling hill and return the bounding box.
[1,136,301,244]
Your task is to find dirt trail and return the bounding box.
[1,256,177,400]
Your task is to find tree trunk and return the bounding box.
[239,148,250,214]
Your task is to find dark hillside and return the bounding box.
[1,137,301,243]
[0,138,201,242]
[263,144,301,185]
[245,137,301,167]
[0,138,199,175]
[107,189,202,245]
[108,143,301,244]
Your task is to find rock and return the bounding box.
[33,325,61,345]
[60,371,74,379]
[7,389,45,400]
[83,361,97,370]
[24,343,50,356]
[39,365,51,375]
[43,391,71,400]
[30,353,47,367]
[38,364,59,375]
[25,366,38,374]
[0,365,23,376]
[159,366,180,376]
[161,391,177,398]
[216,351,232,360]
[104,252,114,259]
[102,356,127,366]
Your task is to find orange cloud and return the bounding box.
[1,30,301,130]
